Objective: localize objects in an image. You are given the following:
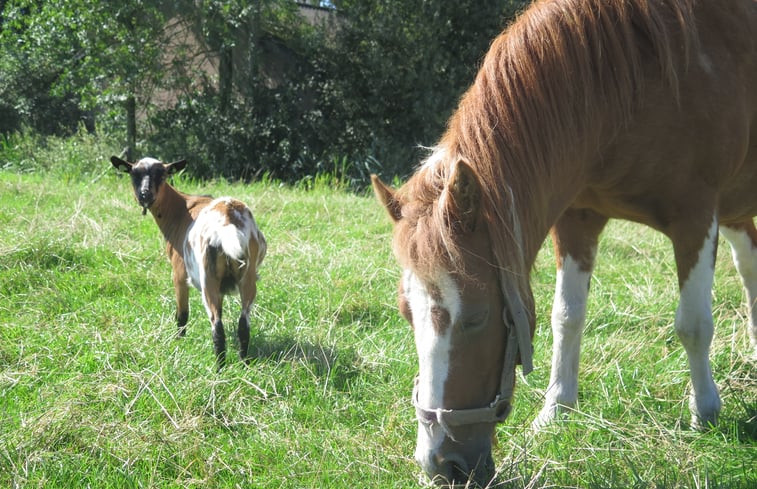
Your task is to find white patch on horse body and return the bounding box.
[534,254,593,428]
[403,269,461,472]
[675,216,721,428]
[719,225,757,355]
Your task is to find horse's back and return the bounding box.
[577,0,757,228]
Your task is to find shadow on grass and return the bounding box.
[245,332,364,392]
[719,369,757,443]
[727,397,757,443]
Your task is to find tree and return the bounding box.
[1,0,531,181]
[145,0,530,181]
[1,0,169,158]
[317,0,529,177]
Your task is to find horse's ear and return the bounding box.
[442,158,480,234]
[371,174,402,223]
[166,159,187,175]
[111,156,133,173]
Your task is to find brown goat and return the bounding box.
[111,156,267,369]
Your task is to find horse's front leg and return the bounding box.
[719,220,757,358]
[534,208,608,429]
[670,214,721,429]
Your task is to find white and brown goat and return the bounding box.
[111,156,266,369]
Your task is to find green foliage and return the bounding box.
[320,0,529,178]
[0,127,117,180]
[1,0,530,182]
[0,0,167,110]
[146,69,344,182]
[0,10,91,136]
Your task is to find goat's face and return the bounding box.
[111,156,187,213]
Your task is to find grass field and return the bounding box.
[0,136,755,488]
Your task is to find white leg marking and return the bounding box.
[534,254,593,429]
[719,225,757,357]
[403,269,460,475]
[675,217,721,428]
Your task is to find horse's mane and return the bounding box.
[395,0,698,300]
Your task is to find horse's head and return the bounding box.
[372,156,532,486]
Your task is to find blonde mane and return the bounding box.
[395,0,698,300]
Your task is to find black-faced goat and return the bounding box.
[111,156,267,369]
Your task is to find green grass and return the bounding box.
[0,139,755,488]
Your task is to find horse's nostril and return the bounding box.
[450,464,471,485]
[435,457,471,486]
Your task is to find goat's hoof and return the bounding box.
[215,357,226,372]
[176,328,187,338]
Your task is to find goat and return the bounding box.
[111,156,267,369]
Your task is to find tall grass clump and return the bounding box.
[0,127,118,182]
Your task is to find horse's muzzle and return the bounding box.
[417,425,495,486]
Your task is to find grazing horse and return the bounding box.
[372,0,757,485]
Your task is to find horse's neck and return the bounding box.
[524,181,582,267]
[444,123,592,271]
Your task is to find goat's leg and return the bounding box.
[212,316,226,371]
[237,315,250,364]
[172,267,190,337]
[202,286,226,370]
[237,272,259,364]
[170,252,190,337]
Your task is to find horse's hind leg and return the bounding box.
[719,219,757,357]
[670,214,721,429]
[534,208,608,429]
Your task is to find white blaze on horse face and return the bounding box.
[403,269,461,468]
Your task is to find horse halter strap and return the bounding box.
[412,307,530,440]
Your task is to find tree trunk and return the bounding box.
[125,95,137,160]
[219,47,233,114]
[246,1,262,99]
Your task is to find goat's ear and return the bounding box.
[166,159,187,175]
[371,174,402,223]
[110,156,133,173]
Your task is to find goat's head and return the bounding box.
[111,156,187,215]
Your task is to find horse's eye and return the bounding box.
[462,309,489,330]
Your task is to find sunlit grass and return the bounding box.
[0,140,754,488]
